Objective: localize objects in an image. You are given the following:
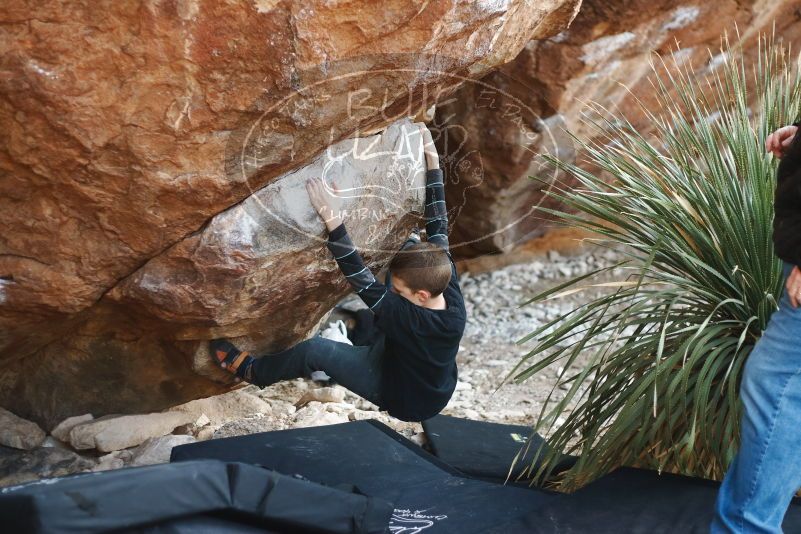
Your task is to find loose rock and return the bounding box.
[93,453,124,472]
[69,412,193,453]
[196,426,218,442]
[295,387,347,408]
[51,414,94,442]
[293,404,349,428]
[170,390,271,427]
[0,408,46,451]
[130,435,197,467]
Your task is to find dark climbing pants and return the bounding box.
[251,334,386,407]
[249,234,417,407]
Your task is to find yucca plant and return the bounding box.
[511,35,801,492]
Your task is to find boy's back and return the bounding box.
[374,256,465,421]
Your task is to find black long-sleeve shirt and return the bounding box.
[325,168,466,421]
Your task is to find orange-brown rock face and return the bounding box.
[0,0,581,426]
[441,0,801,257]
[8,120,429,428]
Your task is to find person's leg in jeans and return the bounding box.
[711,262,801,533]
[250,334,386,406]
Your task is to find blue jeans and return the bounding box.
[712,262,801,533]
[250,334,386,407]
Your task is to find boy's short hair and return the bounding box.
[389,242,452,296]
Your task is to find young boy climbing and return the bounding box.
[211,124,466,422]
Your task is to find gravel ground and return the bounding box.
[448,248,621,427]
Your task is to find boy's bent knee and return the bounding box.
[299,337,343,368]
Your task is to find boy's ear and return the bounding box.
[415,289,433,302]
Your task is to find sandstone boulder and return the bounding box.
[1,121,425,428]
[1,0,581,428]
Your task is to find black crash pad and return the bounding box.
[422,414,577,483]
[487,466,801,534]
[0,460,392,534]
[171,420,557,533]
